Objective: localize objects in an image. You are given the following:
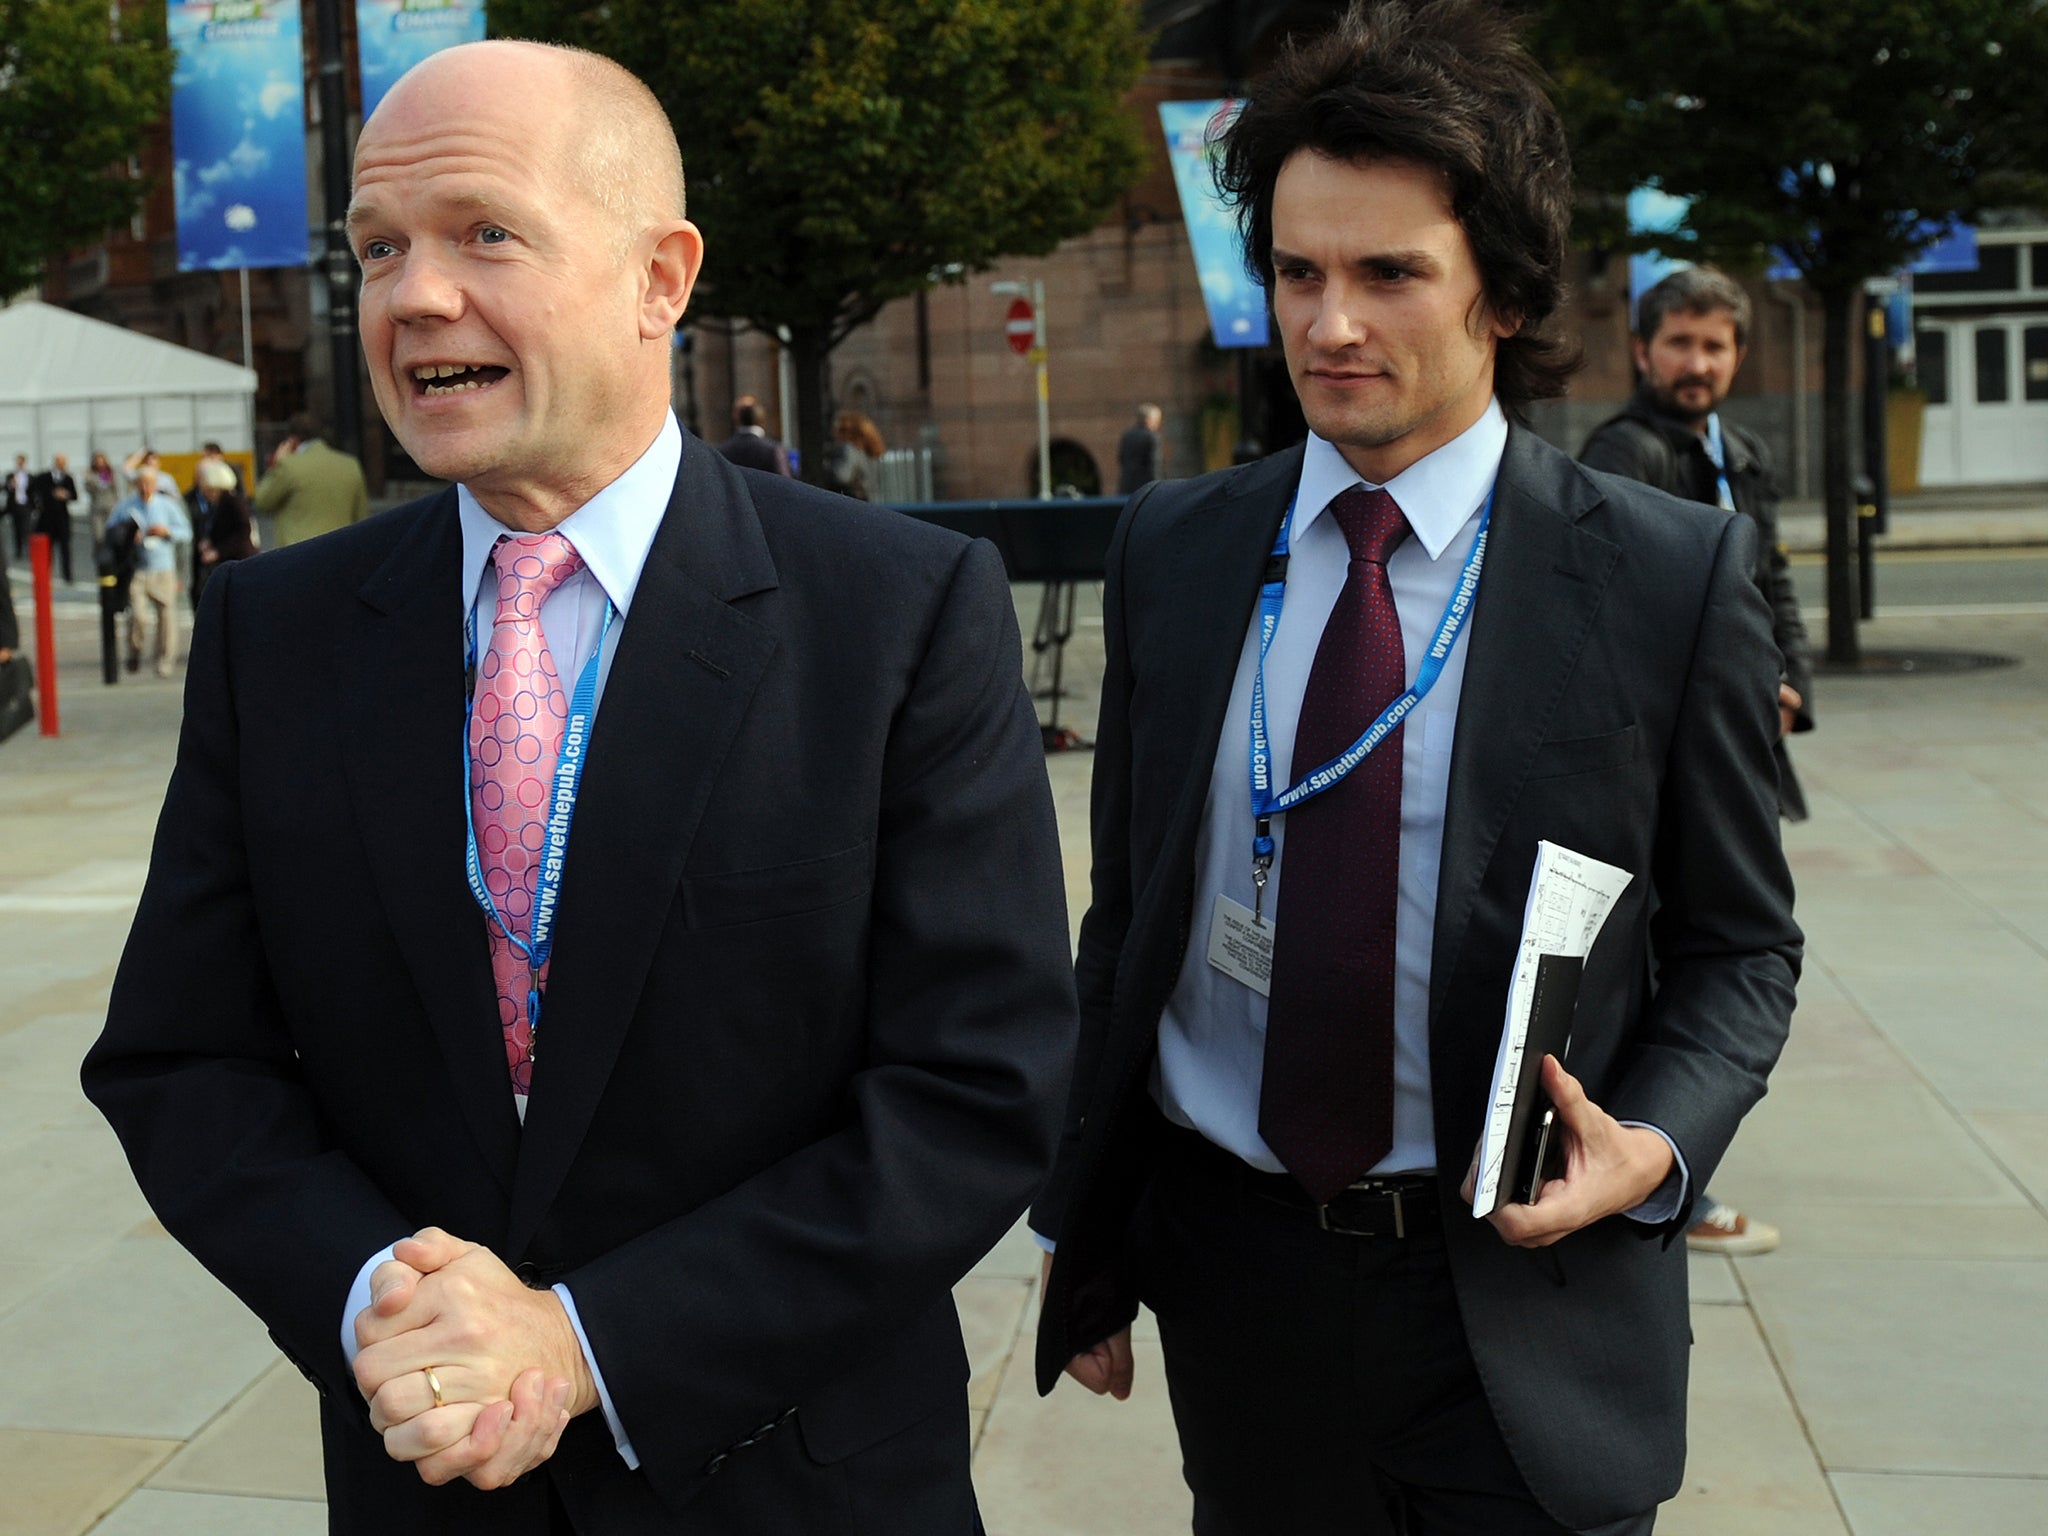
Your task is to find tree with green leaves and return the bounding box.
[491,0,1148,482]
[1532,0,2048,662]
[0,0,174,298]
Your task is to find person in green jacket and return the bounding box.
[255,413,370,547]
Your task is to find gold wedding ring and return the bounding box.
[423,1366,446,1409]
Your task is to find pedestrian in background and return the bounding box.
[0,542,16,662]
[0,547,24,745]
[828,410,886,500]
[32,454,78,585]
[716,394,795,475]
[1116,402,1164,495]
[1580,262,1813,1260]
[196,441,244,494]
[104,467,191,678]
[4,455,30,559]
[254,413,370,547]
[188,458,255,607]
[82,453,121,548]
[120,447,174,496]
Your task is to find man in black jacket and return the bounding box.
[31,454,79,585]
[1580,266,1814,818]
[1580,264,1811,1260]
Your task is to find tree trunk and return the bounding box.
[1818,281,1860,665]
[787,324,834,489]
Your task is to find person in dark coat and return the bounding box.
[1115,403,1163,495]
[188,458,257,607]
[1580,265,1814,823]
[715,396,793,475]
[0,546,18,660]
[1035,9,1798,1533]
[1579,263,1811,1263]
[4,455,32,560]
[31,454,80,584]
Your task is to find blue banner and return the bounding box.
[1159,101,1268,350]
[168,1,311,272]
[358,0,490,123]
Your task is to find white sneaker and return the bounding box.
[1686,1203,1780,1256]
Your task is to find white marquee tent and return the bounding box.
[0,301,256,468]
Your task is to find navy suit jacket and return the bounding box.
[86,439,1076,1533]
[1032,425,1801,1529]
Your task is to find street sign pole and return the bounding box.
[994,280,1053,499]
[1031,279,1051,501]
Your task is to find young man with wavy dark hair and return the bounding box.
[1030,3,1800,1531]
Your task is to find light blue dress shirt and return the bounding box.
[339,411,684,1470]
[1153,402,1503,1176]
[106,490,193,574]
[1146,400,1685,1218]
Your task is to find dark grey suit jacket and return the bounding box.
[1032,424,1801,1528]
[86,440,1077,1533]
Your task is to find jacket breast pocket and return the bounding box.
[679,840,875,929]
[1526,723,1639,780]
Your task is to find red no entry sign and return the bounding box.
[1005,298,1036,356]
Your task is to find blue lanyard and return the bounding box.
[1245,487,1491,912]
[1703,415,1737,513]
[461,592,616,1056]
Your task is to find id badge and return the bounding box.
[1206,893,1274,997]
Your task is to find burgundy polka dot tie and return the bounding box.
[1259,485,1411,1205]
[469,532,584,1095]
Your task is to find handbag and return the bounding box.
[0,653,35,744]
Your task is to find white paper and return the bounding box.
[1472,840,1634,1216]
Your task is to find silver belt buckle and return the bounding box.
[1315,1188,1405,1238]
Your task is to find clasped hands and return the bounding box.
[1058,1056,1674,1398]
[351,1228,596,1489]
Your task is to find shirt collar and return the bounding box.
[1292,397,1508,561]
[458,411,682,618]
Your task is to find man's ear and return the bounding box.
[641,221,704,340]
[1630,335,1651,376]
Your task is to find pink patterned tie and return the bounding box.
[469,532,584,1095]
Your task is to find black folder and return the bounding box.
[1496,953,1583,1207]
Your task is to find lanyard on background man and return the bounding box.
[1243,488,1492,918]
[1703,415,1738,513]
[459,596,617,1053]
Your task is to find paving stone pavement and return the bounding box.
[3,564,2045,1533]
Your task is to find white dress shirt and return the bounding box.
[339,411,685,1469]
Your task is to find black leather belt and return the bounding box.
[1166,1122,1441,1238]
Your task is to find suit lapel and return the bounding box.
[1428,427,1619,1031]
[1153,447,1305,888]
[344,492,521,1190]
[504,443,779,1257]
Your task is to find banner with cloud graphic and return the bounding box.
[168,1,311,272]
[1158,100,1268,350]
[357,0,488,124]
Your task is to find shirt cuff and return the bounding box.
[340,1246,398,1369]
[1618,1122,1690,1224]
[553,1283,639,1469]
[1030,1230,1056,1254]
